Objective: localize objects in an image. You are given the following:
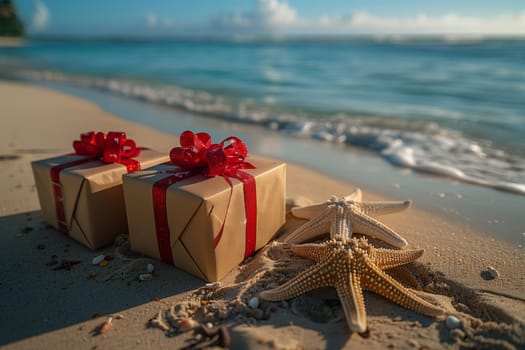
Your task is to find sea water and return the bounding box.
[1,37,524,194]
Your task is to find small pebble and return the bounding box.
[205,322,213,329]
[91,255,105,265]
[446,315,461,329]
[115,314,124,320]
[248,296,259,308]
[139,273,153,281]
[146,263,155,274]
[178,318,197,331]
[487,266,500,279]
[203,281,222,290]
[99,260,108,267]
[252,308,264,320]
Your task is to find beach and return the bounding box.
[0,80,524,349]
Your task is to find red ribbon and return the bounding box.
[51,131,142,233]
[153,130,258,265]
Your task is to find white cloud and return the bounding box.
[342,11,525,35]
[212,0,298,30]
[256,0,297,26]
[146,13,158,27]
[211,2,525,36]
[32,0,50,30]
[145,12,175,29]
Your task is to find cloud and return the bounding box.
[212,0,298,30]
[145,12,174,29]
[32,0,50,30]
[256,0,297,26]
[146,13,158,27]
[341,11,525,35]
[211,1,525,36]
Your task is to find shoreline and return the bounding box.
[1,80,524,349]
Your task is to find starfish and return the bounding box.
[260,237,443,333]
[280,188,411,248]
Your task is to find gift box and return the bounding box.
[31,131,169,250]
[122,131,286,281]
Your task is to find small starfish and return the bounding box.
[281,188,411,248]
[260,237,443,333]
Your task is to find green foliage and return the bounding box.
[0,0,25,37]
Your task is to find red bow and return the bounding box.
[73,131,141,170]
[169,130,254,176]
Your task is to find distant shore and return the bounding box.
[0,37,24,47]
[0,80,523,349]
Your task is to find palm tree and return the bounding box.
[0,0,25,37]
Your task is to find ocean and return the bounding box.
[1,37,525,195]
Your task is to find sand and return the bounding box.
[0,80,524,349]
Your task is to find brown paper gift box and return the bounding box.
[122,156,286,282]
[31,149,169,250]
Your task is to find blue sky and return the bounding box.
[15,0,525,37]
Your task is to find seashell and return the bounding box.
[92,254,105,265]
[487,266,500,279]
[139,273,153,281]
[99,316,113,334]
[204,281,222,290]
[146,263,155,274]
[248,296,259,308]
[178,318,197,331]
[446,315,461,329]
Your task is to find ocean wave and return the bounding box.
[12,69,525,196]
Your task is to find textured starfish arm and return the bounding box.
[329,204,352,240]
[357,200,411,217]
[362,260,444,317]
[336,273,367,333]
[291,202,329,220]
[291,188,362,220]
[291,243,331,262]
[280,207,331,243]
[370,247,425,270]
[259,262,334,301]
[351,210,408,248]
[344,188,362,202]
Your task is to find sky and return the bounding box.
[14,0,525,37]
